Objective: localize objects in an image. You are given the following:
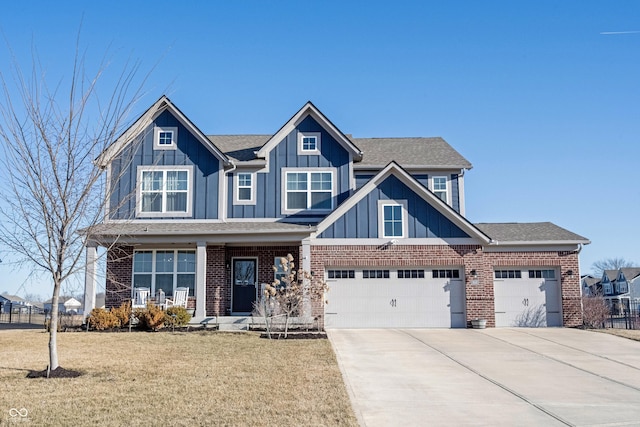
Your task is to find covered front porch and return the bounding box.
[82,221,314,320]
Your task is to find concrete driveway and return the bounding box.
[329,328,640,427]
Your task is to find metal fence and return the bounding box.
[605,308,639,330]
[0,303,47,326]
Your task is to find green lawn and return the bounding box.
[0,329,358,426]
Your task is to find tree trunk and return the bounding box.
[48,280,62,375]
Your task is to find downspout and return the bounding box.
[221,162,236,223]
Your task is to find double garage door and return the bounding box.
[324,268,465,329]
[493,268,562,327]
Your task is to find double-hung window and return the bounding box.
[138,166,192,217]
[378,200,407,238]
[433,176,448,203]
[283,170,333,212]
[133,250,196,297]
[153,126,178,150]
[235,172,255,204]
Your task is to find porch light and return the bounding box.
[567,270,574,277]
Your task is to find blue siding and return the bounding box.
[355,174,374,189]
[319,175,469,239]
[228,115,352,222]
[450,173,460,212]
[109,110,221,219]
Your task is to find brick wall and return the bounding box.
[310,244,583,328]
[105,245,133,309]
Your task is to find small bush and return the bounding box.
[164,306,192,327]
[111,301,132,327]
[582,295,609,328]
[88,308,119,331]
[135,303,165,331]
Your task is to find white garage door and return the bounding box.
[324,268,465,329]
[494,268,561,327]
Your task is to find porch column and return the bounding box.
[83,243,98,319]
[302,238,312,318]
[195,241,207,318]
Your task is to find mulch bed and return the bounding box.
[260,332,327,339]
[26,366,83,379]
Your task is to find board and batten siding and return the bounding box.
[319,175,470,239]
[227,115,352,221]
[109,110,221,220]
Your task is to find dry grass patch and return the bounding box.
[593,328,640,342]
[0,329,357,426]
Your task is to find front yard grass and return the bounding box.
[0,329,358,426]
[594,328,640,342]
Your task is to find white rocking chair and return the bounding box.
[165,287,189,309]
[132,287,150,309]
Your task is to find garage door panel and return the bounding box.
[494,269,561,327]
[325,270,465,329]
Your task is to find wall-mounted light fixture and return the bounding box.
[470,269,478,278]
[567,270,574,277]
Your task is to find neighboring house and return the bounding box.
[597,268,640,313]
[44,296,83,314]
[0,293,28,313]
[581,275,600,297]
[83,96,589,328]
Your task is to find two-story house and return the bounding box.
[595,268,640,314]
[83,96,589,328]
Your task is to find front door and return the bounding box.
[232,258,257,313]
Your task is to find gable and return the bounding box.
[109,109,224,220]
[318,171,476,239]
[256,101,362,161]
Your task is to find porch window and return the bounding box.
[137,166,193,217]
[132,250,196,297]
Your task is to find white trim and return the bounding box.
[233,172,256,205]
[458,172,466,216]
[310,237,479,246]
[153,126,178,150]
[83,245,98,318]
[483,244,583,252]
[231,257,259,314]
[256,102,362,161]
[315,162,492,243]
[378,199,407,238]
[136,165,194,218]
[297,131,321,155]
[195,242,207,318]
[97,96,230,168]
[281,167,336,215]
[132,248,197,297]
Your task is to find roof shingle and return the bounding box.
[474,222,589,243]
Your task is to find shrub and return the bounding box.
[164,306,192,327]
[88,308,119,331]
[582,295,609,328]
[110,301,132,327]
[135,303,166,331]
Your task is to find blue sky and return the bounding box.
[0,1,639,297]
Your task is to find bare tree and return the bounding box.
[0,37,148,376]
[591,257,635,277]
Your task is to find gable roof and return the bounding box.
[0,293,25,303]
[208,135,270,162]
[619,268,640,281]
[96,95,231,168]
[315,161,492,242]
[353,137,472,170]
[474,222,590,245]
[255,101,363,161]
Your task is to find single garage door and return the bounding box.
[493,268,561,327]
[324,268,465,329]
